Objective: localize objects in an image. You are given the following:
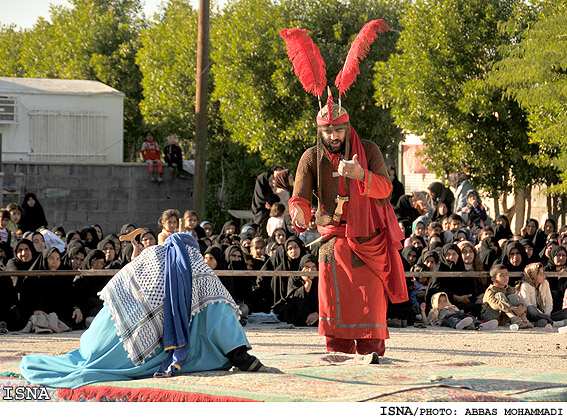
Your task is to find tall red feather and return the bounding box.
[335,20,390,97]
[280,28,326,97]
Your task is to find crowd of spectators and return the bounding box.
[1,168,566,336]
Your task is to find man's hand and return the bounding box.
[291,202,308,229]
[338,154,365,181]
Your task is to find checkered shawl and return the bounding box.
[99,244,238,366]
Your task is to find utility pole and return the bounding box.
[194,0,210,217]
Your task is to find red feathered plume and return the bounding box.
[280,28,326,97]
[335,19,390,98]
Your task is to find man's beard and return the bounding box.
[318,131,346,154]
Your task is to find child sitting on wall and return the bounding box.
[140,131,163,183]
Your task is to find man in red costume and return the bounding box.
[289,96,408,357]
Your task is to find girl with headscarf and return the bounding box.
[500,241,528,286]
[261,236,306,311]
[516,262,556,328]
[425,244,480,316]
[431,201,452,224]
[25,248,79,329]
[51,226,66,241]
[65,230,82,246]
[204,246,224,270]
[478,236,502,271]
[522,218,547,257]
[72,250,112,327]
[457,240,488,297]
[400,246,419,271]
[18,193,48,233]
[63,246,87,271]
[494,215,513,241]
[426,182,455,214]
[461,190,487,228]
[80,226,100,251]
[91,224,104,241]
[520,238,540,264]
[395,194,420,226]
[544,245,567,311]
[388,167,405,207]
[276,254,319,327]
[222,245,253,313]
[97,237,123,269]
[221,221,238,236]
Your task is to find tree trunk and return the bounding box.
[492,191,500,218]
[513,188,526,235]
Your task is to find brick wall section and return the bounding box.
[1,163,194,235]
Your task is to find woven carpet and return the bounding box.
[1,354,567,402]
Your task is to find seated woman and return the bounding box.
[20,233,280,389]
[274,254,319,327]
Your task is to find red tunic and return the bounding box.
[291,163,404,340]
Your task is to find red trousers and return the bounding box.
[325,336,385,355]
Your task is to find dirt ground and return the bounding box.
[1,324,567,373]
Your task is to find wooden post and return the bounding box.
[194,0,210,217]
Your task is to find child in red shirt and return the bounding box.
[140,132,163,183]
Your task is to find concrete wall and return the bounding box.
[1,163,194,235]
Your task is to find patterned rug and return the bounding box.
[2,354,567,402]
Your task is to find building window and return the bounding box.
[0,96,17,123]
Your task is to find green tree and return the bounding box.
[211,0,406,171]
[491,4,567,195]
[374,0,544,218]
[137,0,199,146]
[137,0,266,224]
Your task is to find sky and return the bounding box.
[0,0,202,28]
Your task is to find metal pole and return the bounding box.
[194,0,210,218]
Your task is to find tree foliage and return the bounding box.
[490,2,567,194]
[0,0,145,160]
[211,0,406,171]
[374,0,544,196]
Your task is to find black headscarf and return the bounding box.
[418,249,440,268]
[395,195,420,225]
[81,249,106,270]
[18,193,48,233]
[80,227,100,250]
[30,247,64,272]
[520,238,540,264]
[51,225,66,239]
[62,245,87,270]
[4,239,39,271]
[222,245,252,304]
[401,246,418,271]
[500,241,528,276]
[437,243,465,272]
[545,245,567,272]
[204,245,224,270]
[65,230,82,245]
[97,237,122,269]
[389,167,405,207]
[221,221,238,236]
[427,182,455,212]
[119,223,136,235]
[478,236,502,271]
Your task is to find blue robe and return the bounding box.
[20,303,250,389]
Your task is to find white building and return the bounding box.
[0,77,124,163]
[399,133,439,193]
